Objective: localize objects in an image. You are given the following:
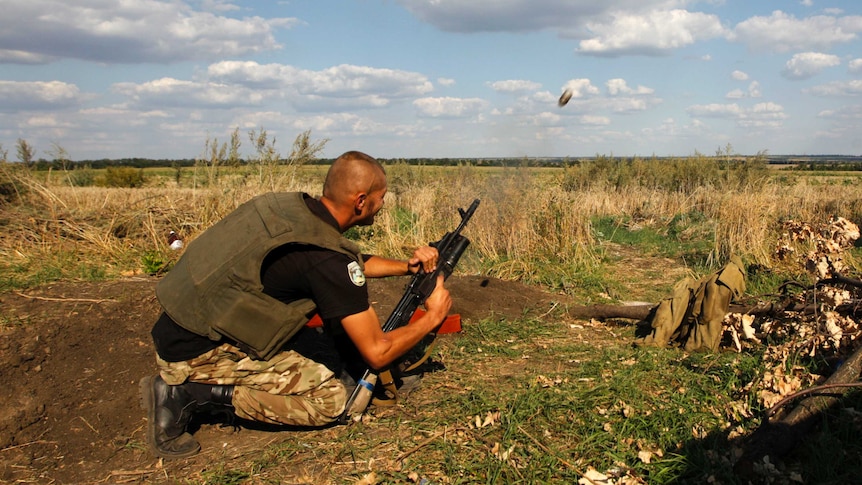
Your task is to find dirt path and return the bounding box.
[0,275,574,484]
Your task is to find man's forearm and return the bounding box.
[362,255,410,278]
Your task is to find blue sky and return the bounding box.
[1,0,861,161]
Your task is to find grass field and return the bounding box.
[2,151,862,483]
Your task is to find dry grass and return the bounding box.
[3,155,862,484]
[2,159,861,292]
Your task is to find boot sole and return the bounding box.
[139,375,201,459]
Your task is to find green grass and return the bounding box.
[591,213,714,266]
[194,312,857,484]
[0,251,107,291]
[193,315,776,484]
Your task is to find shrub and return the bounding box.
[66,166,96,187]
[96,167,146,188]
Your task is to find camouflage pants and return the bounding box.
[156,343,347,426]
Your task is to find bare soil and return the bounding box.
[0,275,580,484]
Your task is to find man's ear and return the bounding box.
[354,193,367,213]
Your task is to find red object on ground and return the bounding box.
[305,309,462,334]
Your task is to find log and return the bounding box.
[566,304,653,321]
[564,301,813,322]
[564,272,859,323]
[734,342,862,477]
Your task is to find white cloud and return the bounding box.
[740,102,788,128]
[731,70,749,81]
[199,0,241,13]
[578,9,726,56]
[563,79,600,98]
[726,78,761,98]
[0,0,298,64]
[599,97,657,113]
[297,65,434,98]
[580,115,611,126]
[687,103,745,117]
[489,80,543,93]
[726,89,745,99]
[207,61,297,89]
[850,59,862,73]
[527,112,562,126]
[748,81,762,98]
[0,80,83,111]
[24,115,74,128]
[804,80,862,96]
[397,1,726,56]
[413,97,488,118]
[606,78,654,96]
[0,49,56,65]
[818,105,862,120]
[437,78,456,87]
[208,61,434,100]
[781,52,841,80]
[732,10,862,53]
[687,101,787,128]
[111,77,262,109]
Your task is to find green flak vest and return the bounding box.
[156,192,364,360]
[634,255,746,352]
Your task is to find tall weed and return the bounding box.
[1,142,860,293]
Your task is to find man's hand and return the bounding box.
[420,274,452,321]
[407,246,439,274]
[341,274,450,371]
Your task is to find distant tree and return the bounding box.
[48,143,71,171]
[288,129,328,166]
[16,138,35,168]
[227,127,242,167]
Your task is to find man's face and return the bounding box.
[356,186,386,226]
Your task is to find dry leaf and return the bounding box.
[637,450,652,463]
[491,442,515,461]
[620,401,634,418]
[578,467,610,485]
[355,472,378,485]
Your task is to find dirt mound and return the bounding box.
[0,275,565,484]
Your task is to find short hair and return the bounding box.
[322,151,386,202]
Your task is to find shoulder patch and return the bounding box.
[347,261,366,287]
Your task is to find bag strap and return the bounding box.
[371,369,399,407]
[370,333,439,407]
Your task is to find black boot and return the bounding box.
[139,375,234,459]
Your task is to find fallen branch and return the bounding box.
[14,292,117,304]
[108,469,154,477]
[766,382,862,418]
[564,301,813,322]
[816,273,862,289]
[516,425,596,484]
[735,341,862,477]
[0,440,57,452]
[566,304,653,321]
[396,429,448,462]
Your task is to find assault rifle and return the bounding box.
[340,198,480,422]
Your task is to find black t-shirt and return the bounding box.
[151,196,370,364]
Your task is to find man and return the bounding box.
[141,150,452,458]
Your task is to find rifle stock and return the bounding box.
[341,199,480,422]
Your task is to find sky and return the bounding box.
[1,0,861,161]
